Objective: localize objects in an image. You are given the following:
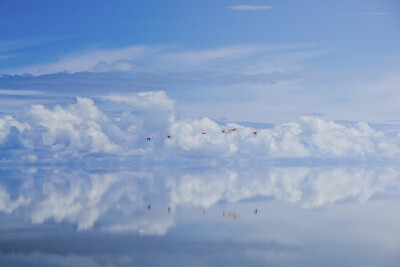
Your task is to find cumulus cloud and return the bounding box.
[0,115,28,149]
[24,97,120,156]
[0,91,398,162]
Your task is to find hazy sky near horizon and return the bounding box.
[0,0,399,123]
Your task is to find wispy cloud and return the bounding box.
[228,5,273,11]
[1,43,318,76]
[0,36,72,63]
[0,89,43,95]
[2,45,162,76]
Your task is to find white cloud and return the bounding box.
[300,116,393,157]
[228,5,273,11]
[0,91,398,161]
[25,97,120,155]
[0,115,28,145]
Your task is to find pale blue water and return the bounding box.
[0,163,399,266]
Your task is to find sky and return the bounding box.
[0,0,399,123]
[1,1,400,266]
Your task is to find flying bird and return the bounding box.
[146,137,151,141]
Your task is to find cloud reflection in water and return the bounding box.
[0,165,398,232]
[0,164,400,266]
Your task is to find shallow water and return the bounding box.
[0,163,399,266]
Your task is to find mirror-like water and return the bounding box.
[1,164,399,266]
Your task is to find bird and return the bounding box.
[147,204,151,210]
[254,209,258,215]
[168,206,171,212]
[202,132,206,135]
[146,137,151,141]
[167,135,172,139]
[253,131,257,135]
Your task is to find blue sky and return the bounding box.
[0,0,399,123]
[0,0,399,73]
[1,0,399,52]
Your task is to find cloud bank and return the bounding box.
[0,91,398,163]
